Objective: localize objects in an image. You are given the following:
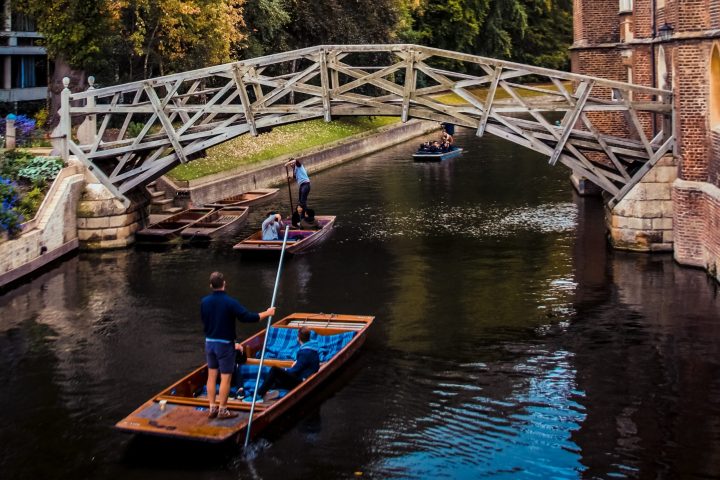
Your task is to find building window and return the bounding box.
[619,0,633,13]
[711,44,720,130]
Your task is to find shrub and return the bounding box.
[0,177,23,234]
[127,122,145,138]
[17,185,44,219]
[33,108,49,129]
[0,150,35,178]
[17,156,63,185]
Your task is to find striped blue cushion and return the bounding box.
[256,327,300,360]
[311,331,355,362]
[235,363,271,394]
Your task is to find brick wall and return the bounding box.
[571,49,631,137]
[675,42,710,182]
[677,0,709,32]
[574,0,620,44]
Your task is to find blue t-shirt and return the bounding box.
[262,215,282,240]
[201,291,260,342]
[295,164,310,185]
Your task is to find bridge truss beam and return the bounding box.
[62,44,674,206]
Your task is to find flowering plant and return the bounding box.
[0,177,23,235]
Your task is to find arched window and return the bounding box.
[711,43,720,130]
[657,46,668,90]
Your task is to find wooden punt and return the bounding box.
[136,207,214,241]
[115,313,374,443]
[180,206,250,240]
[412,147,463,162]
[204,188,279,209]
[232,215,336,254]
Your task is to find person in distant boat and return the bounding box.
[262,212,284,240]
[285,159,311,209]
[441,128,454,148]
[245,326,319,403]
[202,271,275,420]
[291,204,305,229]
[300,208,320,230]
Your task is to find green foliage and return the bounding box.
[241,0,292,58]
[399,0,571,70]
[0,150,35,178]
[16,185,45,219]
[17,157,64,186]
[127,122,145,138]
[33,108,49,129]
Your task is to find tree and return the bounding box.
[16,0,246,125]
[240,0,291,58]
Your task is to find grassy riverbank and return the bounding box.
[168,116,399,182]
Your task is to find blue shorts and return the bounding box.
[205,341,236,374]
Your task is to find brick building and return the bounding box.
[572,0,720,281]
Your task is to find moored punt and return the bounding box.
[180,206,250,241]
[115,313,374,443]
[135,207,214,241]
[204,188,279,209]
[232,215,336,255]
[412,147,463,162]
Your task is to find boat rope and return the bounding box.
[244,225,291,449]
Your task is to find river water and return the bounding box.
[1,129,719,479]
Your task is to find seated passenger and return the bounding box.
[300,208,320,230]
[246,326,319,402]
[261,212,283,240]
[291,204,305,228]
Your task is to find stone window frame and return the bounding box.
[711,42,720,131]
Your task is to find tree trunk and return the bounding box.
[47,56,88,128]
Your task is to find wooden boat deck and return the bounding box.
[180,206,249,239]
[204,188,279,209]
[115,313,373,443]
[136,208,214,241]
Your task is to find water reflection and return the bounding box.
[1,128,719,479]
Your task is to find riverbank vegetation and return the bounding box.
[0,151,63,235]
[168,116,399,182]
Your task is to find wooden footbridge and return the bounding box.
[60,44,673,207]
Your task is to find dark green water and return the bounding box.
[1,129,719,479]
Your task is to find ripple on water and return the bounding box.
[347,203,578,241]
[373,349,586,479]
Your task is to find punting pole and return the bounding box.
[244,225,290,448]
[284,164,294,216]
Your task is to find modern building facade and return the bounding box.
[572,0,720,281]
[0,0,47,104]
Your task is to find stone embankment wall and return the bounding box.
[160,120,438,207]
[0,161,85,289]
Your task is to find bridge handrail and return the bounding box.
[68,44,671,102]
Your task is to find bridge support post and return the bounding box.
[76,167,144,250]
[605,154,676,252]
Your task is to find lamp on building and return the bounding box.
[658,23,674,41]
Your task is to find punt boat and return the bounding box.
[115,312,374,443]
[204,188,279,209]
[412,147,463,162]
[232,215,336,254]
[135,207,214,241]
[180,206,250,241]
